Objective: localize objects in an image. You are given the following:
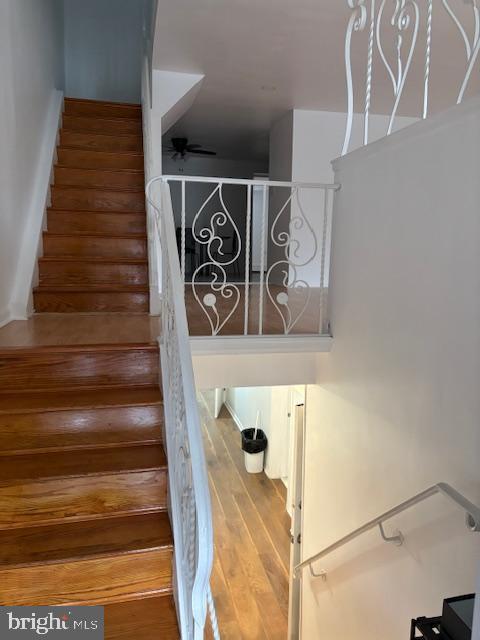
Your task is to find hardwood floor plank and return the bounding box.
[200,394,290,639]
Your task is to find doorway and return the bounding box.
[199,385,306,639]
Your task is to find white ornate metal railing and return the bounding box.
[160,175,340,337]
[146,177,219,640]
[343,0,480,155]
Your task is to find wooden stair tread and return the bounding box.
[0,444,167,483]
[0,404,163,455]
[0,512,172,567]
[0,386,162,414]
[0,547,172,606]
[105,597,179,639]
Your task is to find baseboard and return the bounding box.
[9,89,63,318]
[224,399,244,432]
[0,309,12,329]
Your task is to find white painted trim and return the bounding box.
[332,94,480,171]
[0,309,13,329]
[190,335,333,356]
[9,90,63,319]
[224,398,244,432]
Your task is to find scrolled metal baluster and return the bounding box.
[423,0,433,119]
[343,0,369,155]
[364,0,376,145]
[191,183,242,335]
[266,187,318,334]
[442,0,480,103]
[376,0,419,135]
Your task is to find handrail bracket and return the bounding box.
[378,522,404,546]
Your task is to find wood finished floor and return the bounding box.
[200,392,290,640]
[186,285,324,336]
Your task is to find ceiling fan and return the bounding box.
[167,137,217,160]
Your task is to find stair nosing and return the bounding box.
[34,285,149,292]
[60,130,143,141]
[57,147,144,157]
[47,208,147,216]
[51,184,145,194]
[0,438,163,458]
[0,342,157,353]
[55,165,144,174]
[62,115,143,125]
[1,506,168,532]
[39,256,148,264]
[43,232,147,239]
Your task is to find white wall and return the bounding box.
[0,0,64,324]
[63,0,148,103]
[269,110,418,286]
[301,97,480,640]
[225,386,291,479]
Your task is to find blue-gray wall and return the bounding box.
[63,0,149,103]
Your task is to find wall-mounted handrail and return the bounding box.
[295,482,480,579]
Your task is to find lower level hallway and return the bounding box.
[199,392,291,640]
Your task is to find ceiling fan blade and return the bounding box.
[189,149,217,156]
[186,144,202,150]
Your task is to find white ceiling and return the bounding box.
[154,0,479,162]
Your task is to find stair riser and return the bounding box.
[39,261,148,286]
[0,347,158,392]
[57,149,144,171]
[43,235,147,259]
[47,211,147,235]
[54,166,145,190]
[61,131,142,153]
[0,470,167,530]
[64,99,142,120]
[33,290,149,313]
[63,114,142,135]
[0,406,163,454]
[51,187,145,212]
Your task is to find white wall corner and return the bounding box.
[152,69,204,133]
[9,90,63,319]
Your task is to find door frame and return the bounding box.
[287,401,306,640]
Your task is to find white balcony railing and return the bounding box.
[146,178,219,640]
[343,0,480,155]
[158,175,340,338]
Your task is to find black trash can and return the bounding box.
[241,428,267,473]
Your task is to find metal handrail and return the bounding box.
[161,174,341,190]
[295,482,480,579]
[145,176,219,639]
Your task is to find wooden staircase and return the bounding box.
[34,97,149,314]
[1,99,180,638]
[0,342,179,637]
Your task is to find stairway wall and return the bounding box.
[63,0,150,103]
[301,96,480,640]
[0,0,64,325]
